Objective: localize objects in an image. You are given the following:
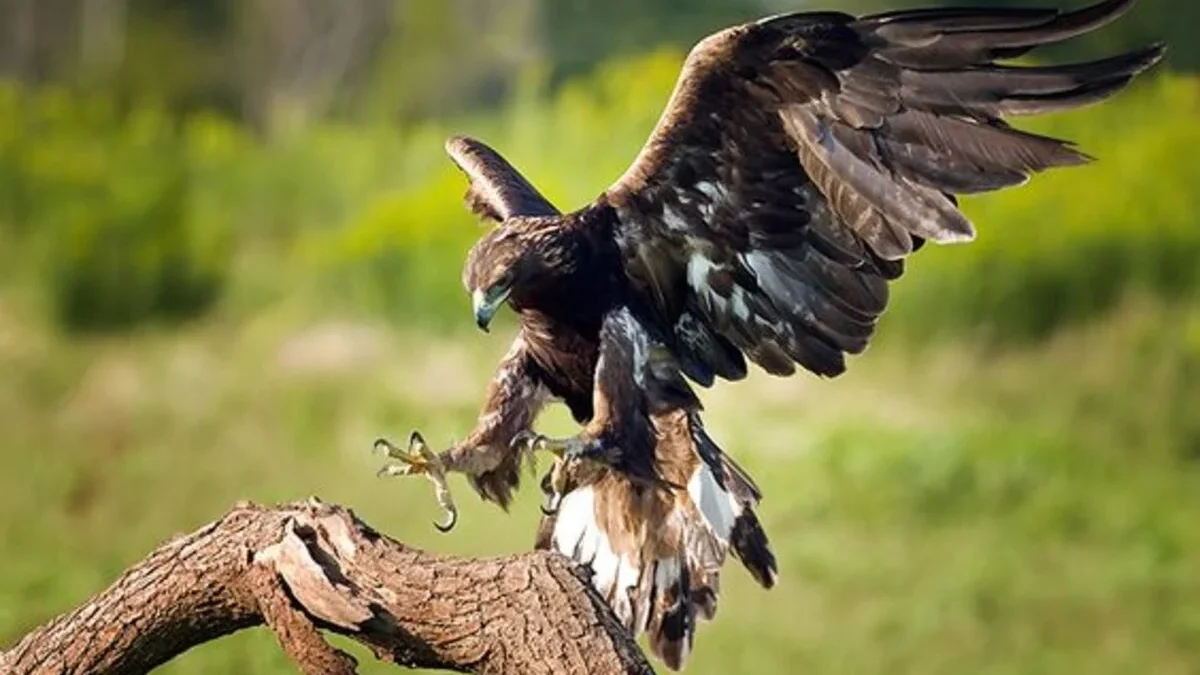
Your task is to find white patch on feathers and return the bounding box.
[662,205,690,233]
[552,486,594,556]
[552,485,689,638]
[687,463,742,543]
[552,487,642,627]
[654,556,693,664]
[613,548,642,624]
[695,180,724,205]
[685,252,718,298]
[730,290,751,321]
[610,307,651,388]
[687,252,762,331]
[673,181,727,221]
[655,556,681,599]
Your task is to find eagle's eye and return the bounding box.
[491,268,515,293]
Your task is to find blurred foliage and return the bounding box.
[892,73,1200,342]
[0,86,234,331]
[3,49,1196,338]
[541,0,765,80]
[1,0,1185,133]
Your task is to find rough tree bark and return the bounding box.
[0,498,655,675]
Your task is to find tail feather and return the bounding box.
[647,559,695,671]
[730,509,778,589]
[539,417,775,671]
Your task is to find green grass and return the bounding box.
[3,290,1200,674]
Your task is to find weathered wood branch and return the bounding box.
[0,498,655,675]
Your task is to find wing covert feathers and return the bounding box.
[599,0,1160,381]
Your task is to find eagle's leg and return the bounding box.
[513,431,579,516]
[538,457,570,516]
[374,431,458,533]
[517,307,699,498]
[371,335,553,531]
[513,429,615,514]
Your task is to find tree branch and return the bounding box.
[0,498,655,675]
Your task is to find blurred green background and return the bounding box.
[1,0,1198,673]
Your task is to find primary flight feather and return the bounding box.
[374,0,1162,668]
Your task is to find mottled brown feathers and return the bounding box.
[438,1,1158,670]
[599,0,1160,380]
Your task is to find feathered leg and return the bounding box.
[374,333,556,530]
[512,306,697,490]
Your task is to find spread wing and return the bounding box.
[446,135,561,221]
[591,0,1162,382]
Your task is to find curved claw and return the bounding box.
[374,430,460,533]
[433,505,458,533]
[509,429,544,453]
[373,436,403,459]
[376,464,401,478]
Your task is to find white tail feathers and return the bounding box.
[688,459,742,543]
[546,456,775,671]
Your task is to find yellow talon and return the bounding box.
[373,431,458,533]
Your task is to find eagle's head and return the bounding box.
[462,217,564,332]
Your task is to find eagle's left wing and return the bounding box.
[446,135,561,222]
[587,0,1161,382]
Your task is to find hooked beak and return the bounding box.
[472,287,510,333]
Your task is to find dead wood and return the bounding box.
[0,498,654,675]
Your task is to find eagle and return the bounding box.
[373,0,1161,668]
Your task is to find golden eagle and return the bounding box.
[374,0,1161,668]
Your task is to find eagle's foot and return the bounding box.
[510,430,604,463]
[373,431,458,533]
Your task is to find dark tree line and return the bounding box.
[0,0,1183,133]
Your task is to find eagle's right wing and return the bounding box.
[589,0,1161,383]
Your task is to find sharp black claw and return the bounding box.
[433,509,458,533]
[510,429,539,451]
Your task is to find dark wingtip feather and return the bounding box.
[1050,0,1140,40]
[989,0,1142,56]
[691,586,719,621]
[731,510,778,589]
[998,51,1165,116]
[860,0,1151,68]
[1134,42,1168,73]
[649,564,696,671]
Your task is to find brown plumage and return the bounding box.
[411,1,1161,669]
